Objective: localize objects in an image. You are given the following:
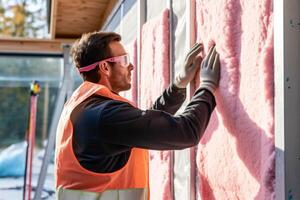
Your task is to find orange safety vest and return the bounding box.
[55,81,149,200]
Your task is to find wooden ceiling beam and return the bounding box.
[54,0,108,38]
[50,0,58,39]
[48,0,120,39]
[0,38,74,54]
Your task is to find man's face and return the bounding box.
[107,41,134,93]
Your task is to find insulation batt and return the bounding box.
[195,0,274,199]
[120,39,137,105]
[140,9,171,200]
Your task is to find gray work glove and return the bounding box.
[174,43,203,88]
[199,45,220,93]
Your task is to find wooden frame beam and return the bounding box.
[167,1,175,200]
[0,37,74,54]
[50,0,58,39]
[275,0,300,199]
[187,0,197,199]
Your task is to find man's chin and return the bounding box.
[121,84,131,91]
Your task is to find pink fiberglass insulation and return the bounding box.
[120,39,137,105]
[140,9,171,200]
[195,0,274,199]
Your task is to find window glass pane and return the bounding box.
[146,0,167,21]
[0,56,62,87]
[121,0,137,45]
[72,64,83,88]
[104,6,122,34]
[0,55,63,147]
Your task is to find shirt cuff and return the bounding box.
[171,83,187,94]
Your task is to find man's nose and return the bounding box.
[128,63,134,71]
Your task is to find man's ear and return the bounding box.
[99,62,110,76]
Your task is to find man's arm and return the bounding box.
[151,84,186,115]
[100,44,220,151]
[150,43,203,114]
[99,88,215,150]
[99,45,220,150]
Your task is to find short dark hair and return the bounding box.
[71,31,121,82]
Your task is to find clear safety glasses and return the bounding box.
[78,54,130,73]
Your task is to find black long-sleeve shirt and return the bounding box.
[70,84,216,173]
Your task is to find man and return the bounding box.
[55,31,220,200]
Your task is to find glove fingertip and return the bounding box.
[214,53,220,70]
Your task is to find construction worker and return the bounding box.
[55,31,220,200]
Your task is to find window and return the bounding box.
[0,55,63,147]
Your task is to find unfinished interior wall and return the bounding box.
[195,0,274,199]
[120,39,137,104]
[140,9,171,200]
